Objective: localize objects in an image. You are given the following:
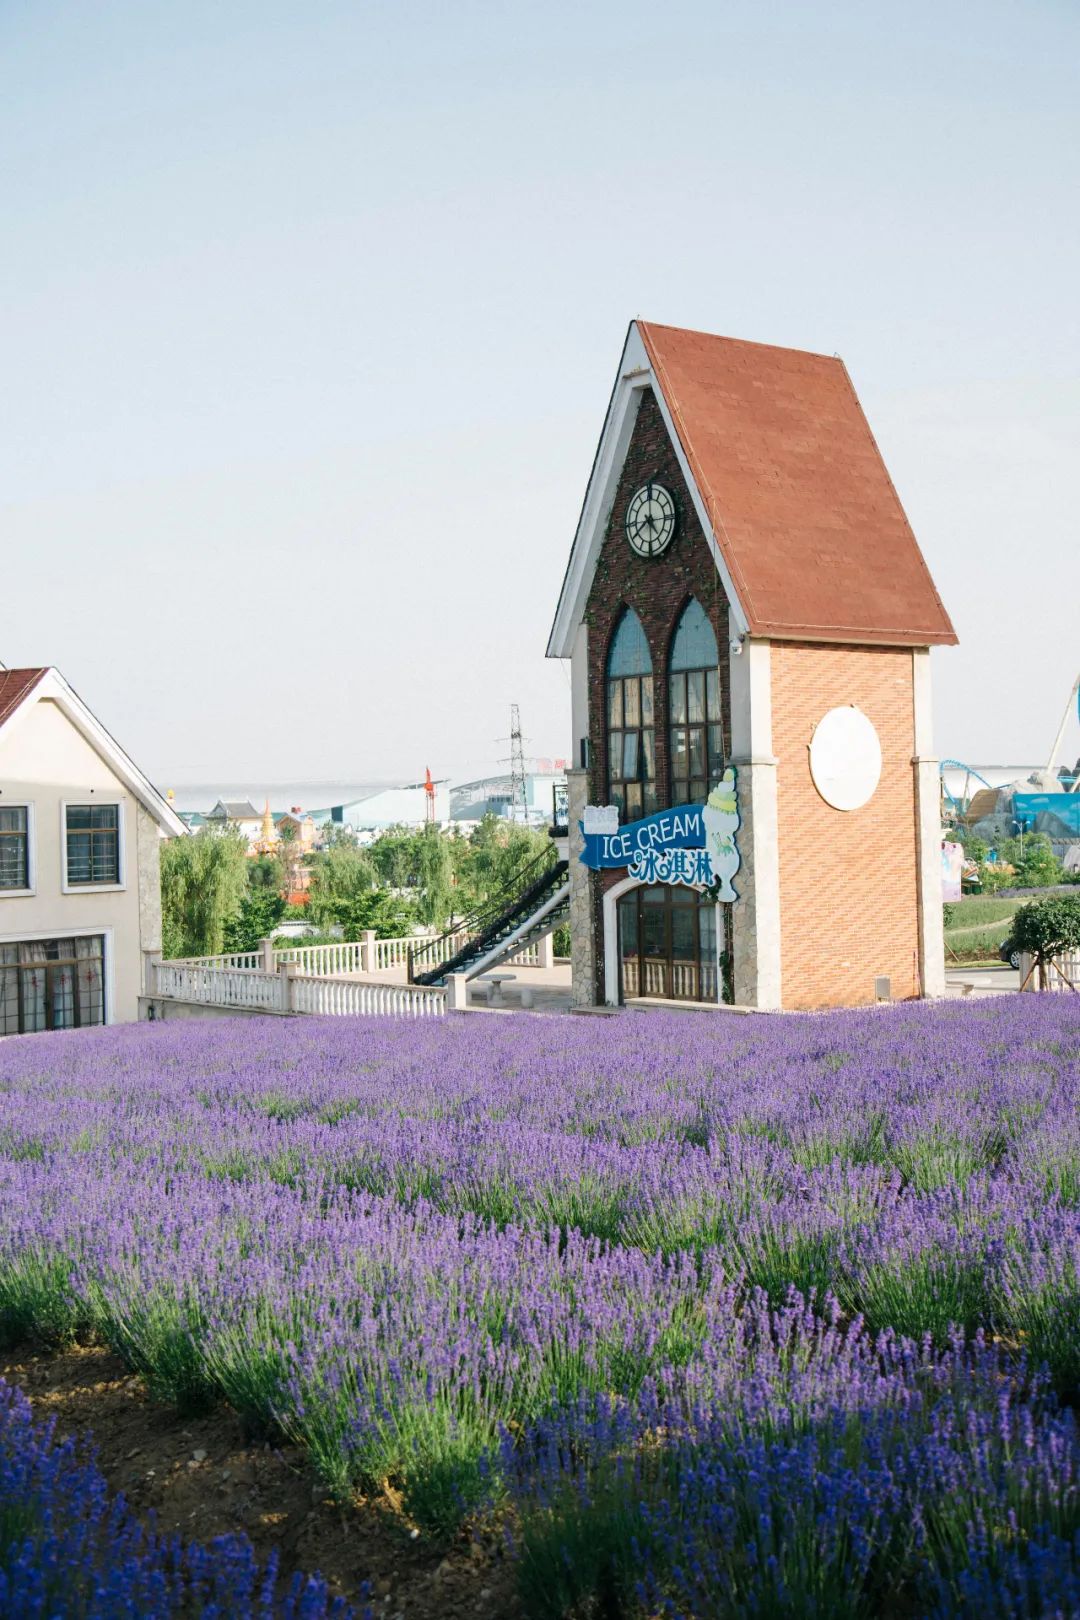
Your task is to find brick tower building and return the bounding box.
[547,320,957,1011]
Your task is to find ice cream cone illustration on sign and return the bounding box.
[701,767,741,901]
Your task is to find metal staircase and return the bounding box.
[409,848,569,985]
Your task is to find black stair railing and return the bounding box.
[407,847,561,983]
[412,861,568,986]
[408,848,567,985]
[408,845,555,975]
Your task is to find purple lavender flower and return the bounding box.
[0,996,1077,1611]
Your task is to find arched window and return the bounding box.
[669,599,723,805]
[606,610,656,819]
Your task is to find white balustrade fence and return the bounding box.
[289,976,445,1019]
[173,951,262,972]
[274,940,364,977]
[162,924,550,1009]
[375,934,430,971]
[149,958,446,1019]
[152,962,285,1012]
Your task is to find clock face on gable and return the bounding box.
[625,482,676,558]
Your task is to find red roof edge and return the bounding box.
[638,321,762,629]
[0,668,50,731]
[832,354,958,646]
[637,320,959,649]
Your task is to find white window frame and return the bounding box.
[60,799,126,894]
[0,925,114,1028]
[0,801,35,898]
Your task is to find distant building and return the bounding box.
[320,780,450,832]
[273,811,317,848]
[451,769,567,825]
[0,667,186,1035]
[305,771,568,836]
[205,800,263,843]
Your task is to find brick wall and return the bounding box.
[583,387,733,990]
[770,642,919,1008]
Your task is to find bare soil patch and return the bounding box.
[2,1341,523,1620]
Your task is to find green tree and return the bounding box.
[415,826,455,928]
[320,822,359,847]
[273,822,310,900]
[160,828,250,958]
[365,824,469,927]
[456,816,552,913]
[368,825,420,891]
[306,842,376,926]
[975,861,1013,894]
[222,886,286,952]
[248,853,284,891]
[1009,894,1080,988]
[999,832,1062,888]
[337,889,418,940]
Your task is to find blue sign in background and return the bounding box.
[580,805,707,870]
[1013,793,1080,837]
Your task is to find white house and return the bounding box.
[205,800,264,844]
[0,667,186,1035]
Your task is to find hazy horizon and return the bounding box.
[2,1,1078,782]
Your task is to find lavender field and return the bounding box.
[2,999,1080,1617]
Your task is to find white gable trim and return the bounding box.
[547,322,750,659]
[0,670,187,838]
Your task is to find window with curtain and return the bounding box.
[669,599,724,805]
[65,804,120,886]
[606,609,656,819]
[0,935,105,1036]
[0,806,29,889]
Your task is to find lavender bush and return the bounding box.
[0,996,1078,1614]
[0,1375,360,1618]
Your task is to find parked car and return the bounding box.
[999,935,1022,971]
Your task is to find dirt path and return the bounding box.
[2,1341,522,1620]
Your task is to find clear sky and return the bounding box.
[2,0,1078,788]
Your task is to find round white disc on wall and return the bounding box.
[808,706,882,811]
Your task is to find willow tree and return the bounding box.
[160,827,250,958]
[415,825,455,929]
[306,841,376,927]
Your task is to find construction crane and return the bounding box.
[1040,673,1080,791]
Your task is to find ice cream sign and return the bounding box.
[580,768,741,902]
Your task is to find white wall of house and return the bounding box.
[217,818,263,844]
[0,697,164,1026]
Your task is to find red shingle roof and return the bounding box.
[638,322,957,647]
[0,668,49,730]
